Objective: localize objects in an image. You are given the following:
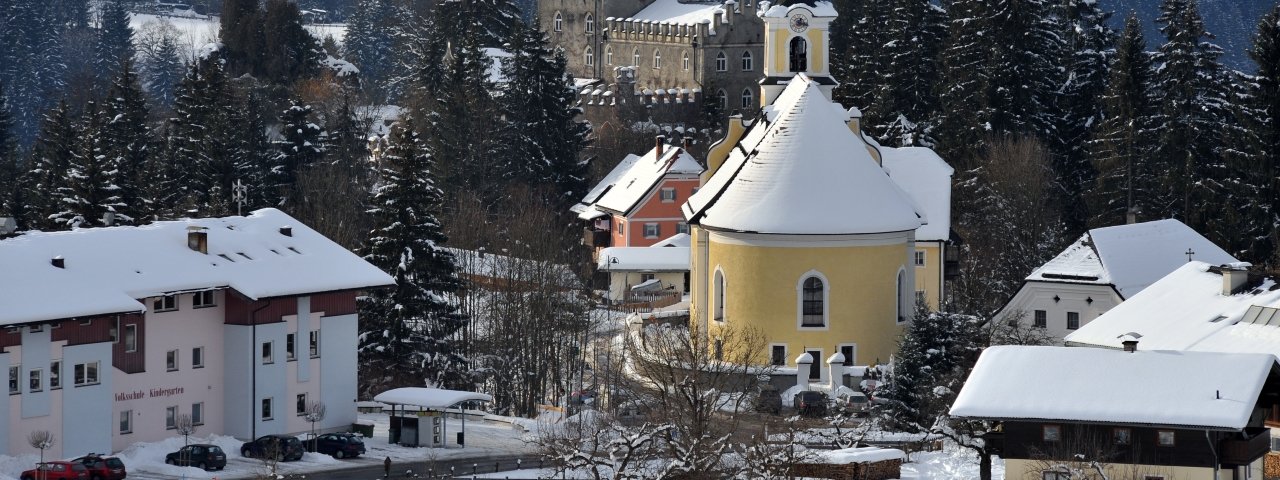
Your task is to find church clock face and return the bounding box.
[789,14,809,33]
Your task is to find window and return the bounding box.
[164,349,178,371]
[1033,310,1047,328]
[1157,430,1175,447]
[74,361,99,386]
[640,273,656,283]
[741,51,753,71]
[676,223,689,235]
[840,344,855,366]
[585,46,594,67]
[715,51,727,71]
[192,347,204,368]
[801,277,824,327]
[286,334,297,361]
[606,47,613,65]
[166,406,178,430]
[914,250,926,266]
[192,402,204,425]
[553,12,562,32]
[714,269,726,321]
[643,223,660,238]
[713,339,723,360]
[717,89,728,110]
[682,51,690,71]
[789,36,808,72]
[309,331,320,358]
[770,345,786,366]
[262,341,274,364]
[740,88,753,108]
[124,324,137,353]
[29,324,42,332]
[119,410,132,434]
[1067,311,1080,330]
[81,319,92,326]
[49,360,61,389]
[1113,428,1131,445]
[297,393,308,415]
[660,187,677,202]
[262,398,274,420]
[652,49,661,69]
[1042,471,1070,480]
[9,365,20,394]
[897,271,907,323]
[193,290,215,308]
[633,48,640,67]
[1042,425,1061,442]
[154,295,177,312]
[27,368,41,392]
[111,317,120,343]
[585,14,594,33]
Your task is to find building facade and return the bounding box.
[0,209,393,458]
[575,139,703,251]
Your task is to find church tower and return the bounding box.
[759,0,837,105]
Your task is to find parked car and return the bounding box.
[240,435,305,461]
[165,444,227,471]
[834,391,871,416]
[20,462,89,480]
[753,385,782,415]
[312,433,366,459]
[69,455,126,480]
[793,390,829,417]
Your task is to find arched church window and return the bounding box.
[585,14,594,33]
[714,269,726,321]
[716,51,727,72]
[554,12,563,32]
[801,277,824,327]
[789,36,808,72]
[741,51,753,71]
[585,46,594,66]
[741,88,754,108]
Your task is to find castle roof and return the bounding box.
[629,0,726,25]
[682,75,923,235]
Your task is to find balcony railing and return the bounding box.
[583,228,610,248]
[1220,427,1270,466]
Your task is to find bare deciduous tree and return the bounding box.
[28,431,55,480]
[304,400,327,452]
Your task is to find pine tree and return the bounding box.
[270,100,327,207]
[0,81,27,228]
[27,101,79,230]
[52,101,123,229]
[435,0,521,49]
[875,307,983,433]
[829,0,889,114]
[344,0,397,100]
[1151,0,1233,231]
[94,0,135,82]
[1243,5,1280,265]
[359,116,469,393]
[140,26,185,110]
[2,0,69,147]
[261,0,323,82]
[421,30,500,203]
[170,54,238,215]
[1087,14,1158,228]
[219,0,265,78]
[933,0,994,166]
[1052,0,1115,232]
[102,59,151,225]
[497,23,590,204]
[866,0,945,146]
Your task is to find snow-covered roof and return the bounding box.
[373,387,493,409]
[447,248,579,287]
[0,209,395,326]
[684,75,923,235]
[629,0,726,24]
[576,145,701,217]
[653,232,691,248]
[950,345,1277,430]
[1064,262,1280,354]
[482,48,512,84]
[597,246,689,271]
[759,0,837,18]
[881,147,952,242]
[813,447,905,464]
[1028,219,1237,299]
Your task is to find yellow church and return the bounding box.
[680,0,955,382]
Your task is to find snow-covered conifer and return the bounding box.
[270,100,327,207]
[344,0,397,100]
[27,101,79,230]
[102,59,151,225]
[94,0,135,82]
[52,101,123,229]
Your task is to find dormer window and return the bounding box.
[789,36,807,72]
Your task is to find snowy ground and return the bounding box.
[128,13,346,63]
[0,412,532,480]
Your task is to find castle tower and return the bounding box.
[758,0,837,105]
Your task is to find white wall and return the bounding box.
[997,281,1123,343]
[318,314,357,432]
[61,342,113,458]
[0,351,9,455]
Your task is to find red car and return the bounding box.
[19,462,89,480]
[70,455,127,480]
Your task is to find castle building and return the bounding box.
[681,0,954,380]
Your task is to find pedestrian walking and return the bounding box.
[383,456,391,478]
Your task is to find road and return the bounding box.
[295,453,547,480]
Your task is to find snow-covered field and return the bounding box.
[128,13,346,62]
[0,412,532,480]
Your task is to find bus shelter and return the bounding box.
[373,387,493,448]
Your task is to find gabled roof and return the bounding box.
[682,76,923,235]
[598,245,690,271]
[1065,262,1280,354]
[881,147,952,242]
[1028,219,1237,299]
[574,145,701,219]
[0,209,395,326]
[951,345,1277,430]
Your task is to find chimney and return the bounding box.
[1222,263,1250,295]
[682,137,693,152]
[1119,332,1141,353]
[826,352,846,390]
[655,135,666,157]
[51,256,65,269]
[279,226,293,237]
[187,226,208,254]
[795,352,813,390]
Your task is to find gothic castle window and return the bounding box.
[716,51,727,72]
[554,12,562,32]
[682,51,691,71]
[741,88,754,108]
[633,48,640,67]
[717,89,728,109]
[585,14,594,33]
[653,49,662,69]
[741,51,753,71]
[606,46,613,65]
[586,46,594,66]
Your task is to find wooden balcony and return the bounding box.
[1220,427,1270,466]
[583,228,611,248]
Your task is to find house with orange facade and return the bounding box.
[573,137,703,252]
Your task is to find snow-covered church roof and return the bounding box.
[881,147,952,242]
[573,143,702,219]
[0,209,395,326]
[951,345,1277,430]
[683,75,924,235]
[1027,219,1237,299]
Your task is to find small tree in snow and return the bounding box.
[304,400,326,451]
[28,430,55,480]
